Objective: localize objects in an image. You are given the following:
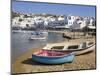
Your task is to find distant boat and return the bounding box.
[32,50,75,64]
[62,33,72,39]
[29,31,48,40]
[12,30,21,33]
[12,29,27,33]
[42,41,95,55]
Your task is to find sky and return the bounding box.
[12,1,96,17]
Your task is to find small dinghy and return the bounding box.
[43,41,95,55]
[29,31,48,40]
[32,50,75,64]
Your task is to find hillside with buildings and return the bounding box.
[12,12,96,31]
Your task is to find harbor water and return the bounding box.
[11,31,65,62]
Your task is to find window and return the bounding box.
[68,16,71,20]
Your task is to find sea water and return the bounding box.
[11,31,65,62]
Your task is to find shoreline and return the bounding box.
[12,37,96,74]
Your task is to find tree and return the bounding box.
[12,11,20,18]
[19,18,23,22]
[24,14,28,18]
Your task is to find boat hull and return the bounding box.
[32,53,75,64]
[74,44,95,55]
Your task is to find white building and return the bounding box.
[12,13,96,30]
[67,15,76,27]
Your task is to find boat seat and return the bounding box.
[78,43,82,49]
[62,46,68,50]
[81,42,87,48]
[79,42,87,49]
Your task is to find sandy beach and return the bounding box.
[12,37,96,74]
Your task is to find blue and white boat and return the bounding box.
[32,50,75,64]
[29,31,48,40]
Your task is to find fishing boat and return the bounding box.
[12,29,27,33]
[62,33,72,39]
[32,50,75,64]
[29,31,48,40]
[42,41,95,55]
[12,29,22,33]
